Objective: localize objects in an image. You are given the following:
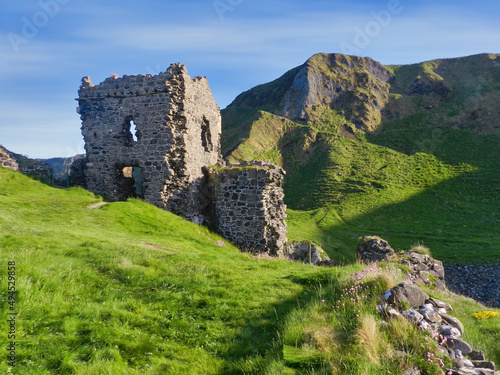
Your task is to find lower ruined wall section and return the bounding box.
[208,161,288,255]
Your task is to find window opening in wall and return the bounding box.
[123,117,139,145]
[121,166,144,197]
[130,120,138,142]
[201,117,213,152]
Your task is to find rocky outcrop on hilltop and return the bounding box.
[227,53,394,132]
[0,145,19,171]
[0,145,52,181]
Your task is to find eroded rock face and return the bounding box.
[357,235,396,263]
[0,145,52,180]
[281,54,394,132]
[0,145,19,171]
[227,53,394,133]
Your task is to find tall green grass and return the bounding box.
[1,168,499,374]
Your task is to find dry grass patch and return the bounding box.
[355,314,388,365]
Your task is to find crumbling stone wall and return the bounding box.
[77,63,289,254]
[77,63,221,221]
[207,162,288,255]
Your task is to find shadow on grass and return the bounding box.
[316,166,500,264]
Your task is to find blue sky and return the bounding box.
[1,0,499,158]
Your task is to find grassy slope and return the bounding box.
[223,109,484,263]
[0,168,315,374]
[1,168,499,374]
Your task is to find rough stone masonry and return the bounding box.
[77,64,288,254]
[207,161,287,255]
[77,63,221,222]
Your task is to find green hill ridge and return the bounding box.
[222,53,500,263]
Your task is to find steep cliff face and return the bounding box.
[224,53,500,141]
[227,53,394,133]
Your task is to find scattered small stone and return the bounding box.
[445,264,500,308]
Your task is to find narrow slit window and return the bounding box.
[201,117,213,152]
[130,120,138,142]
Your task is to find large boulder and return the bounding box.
[357,235,396,263]
[385,282,429,308]
[441,313,465,335]
[285,241,332,266]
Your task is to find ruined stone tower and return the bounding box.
[77,63,288,254]
[77,64,221,222]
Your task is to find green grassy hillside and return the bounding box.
[1,168,499,374]
[222,53,500,264]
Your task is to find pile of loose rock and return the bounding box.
[445,264,500,308]
[380,281,498,374]
[357,236,499,375]
[399,250,447,291]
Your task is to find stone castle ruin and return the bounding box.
[77,63,287,255]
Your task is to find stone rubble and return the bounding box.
[365,236,500,375]
[284,240,334,266]
[380,282,498,375]
[445,264,500,308]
